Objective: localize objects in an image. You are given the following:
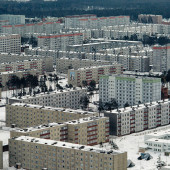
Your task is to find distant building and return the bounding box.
[0,69,39,90]
[38,32,84,51]
[138,14,162,24]
[0,34,21,54]
[0,14,25,25]
[68,64,123,87]
[9,136,127,170]
[152,44,170,72]
[99,74,161,107]
[56,58,111,73]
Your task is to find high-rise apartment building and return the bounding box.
[38,32,84,51]
[68,64,123,87]
[138,14,162,24]
[6,102,97,128]
[152,44,170,72]
[9,136,127,170]
[99,74,161,107]
[0,34,21,54]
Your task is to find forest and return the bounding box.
[0,0,170,19]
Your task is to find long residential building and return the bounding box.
[0,69,39,90]
[0,14,25,25]
[6,103,98,128]
[38,32,84,51]
[8,87,87,109]
[68,64,123,87]
[10,116,109,145]
[0,53,53,72]
[99,74,161,107]
[0,58,48,74]
[104,99,170,136]
[9,136,127,170]
[0,34,21,54]
[56,58,111,73]
[1,21,63,36]
[65,14,130,29]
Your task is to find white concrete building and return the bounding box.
[152,44,170,72]
[8,87,87,109]
[99,74,161,107]
[104,99,170,136]
[145,130,170,153]
[38,32,84,51]
[0,14,25,25]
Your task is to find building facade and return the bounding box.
[10,116,109,146]
[68,64,123,87]
[152,44,170,72]
[0,34,21,54]
[99,74,161,107]
[104,99,170,136]
[56,58,111,73]
[9,136,127,170]
[0,141,2,170]
[6,102,97,128]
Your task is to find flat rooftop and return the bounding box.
[12,136,125,155]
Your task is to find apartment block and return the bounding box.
[0,14,25,25]
[68,64,123,87]
[38,32,84,51]
[99,74,161,107]
[10,116,109,145]
[0,34,21,54]
[138,14,162,24]
[0,69,39,90]
[0,53,53,72]
[56,58,111,73]
[104,99,170,136]
[6,100,98,128]
[0,141,2,170]
[0,20,9,33]
[1,21,63,36]
[10,122,68,142]
[8,87,87,109]
[152,44,170,72]
[65,14,97,28]
[65,14,130,29]
[0,59,47,74]
[9,136,127,170]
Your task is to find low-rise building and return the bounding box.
[9,136,127,170]
[6,102,97,128]
[145,130,170,153]
[68,64,123,87]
